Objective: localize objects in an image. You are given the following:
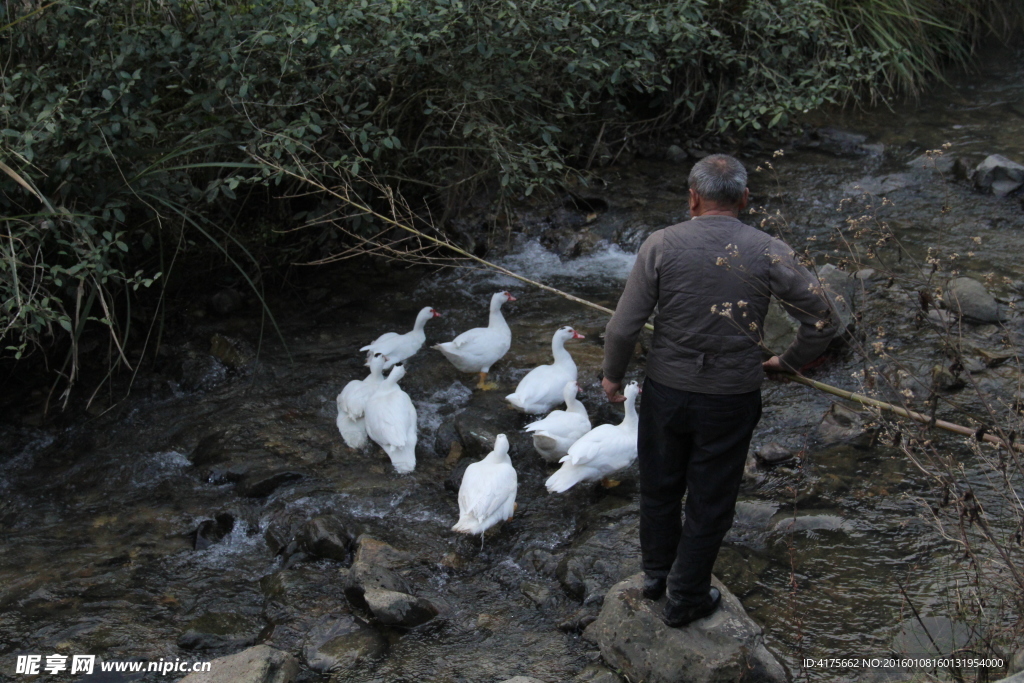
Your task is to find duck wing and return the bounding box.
[459,461,517,522]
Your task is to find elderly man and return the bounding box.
[601,153,837,627]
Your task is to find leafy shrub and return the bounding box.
[1,0,1019,393]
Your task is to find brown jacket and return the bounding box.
[603,215,837,394]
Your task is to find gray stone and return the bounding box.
[1009,646,1024,675]
[556,504,641,604]
[499,678,548,683]
[945,276,1003,323]
[302,614,387,673]
[210,288,243,315]
[907,153,956,174]
[454,391,526,459]
[584,573,787,683]
[927,308,956,326]
[237,471,304,498]
[816,403,876,448]
[666,145,688,163]
[295,516,355,563]
[995,673,1024,683]
[755,442,796,466]
[176,644,299,683]
[194,513,235,550]
[572,664,626,683]
[768,510,852,534]
[890,615,972,658]
[363,588,438,627]
[344,559,411,612]
[974,154,1024,196]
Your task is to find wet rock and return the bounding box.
[1008,646,1024,675]
[519,548,559,576]
[194,513,235,550]
[454,392,525,459]
[572,664,625,683]
[768,510,852,534]
[816,403,877,448]
[854,268,876,282]
[907,153,956,174]
[945,277,1003,323]
[434,420,462,461]
[996,673,1024,683]
[802,127,870,157]
[363,588,439,627]
[927,308,956,326]
[499,678,547,683]
[344,536,415,612]
[931,365,964,392]
[520,580,556,609]
[352,535,415,569]
[974,154,1024,197]
[176,644,298,683]
[177,630,255,652]
[210,288,244,315]
[237,471,304,498]
[557,503,641,604]
[890,615,972,658]
[841,173,921,196]
[295,516,356,563]
[583,573,787,683]
[209,334,251,369]
[190,432,231,468]
[742,452,764,486]
[179,353,228,392]
[755,442,796,466]
[666,145,688,163]
[558,605,601,633]
[302,614,387,673]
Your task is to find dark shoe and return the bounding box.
[662,587,721,628]
[642,575,666,600]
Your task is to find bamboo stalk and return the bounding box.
[263,159,1023,454]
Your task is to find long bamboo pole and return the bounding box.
[265,160,1023,454]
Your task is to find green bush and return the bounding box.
[1,0,1019,390]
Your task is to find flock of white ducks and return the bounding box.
[335,291,640,539]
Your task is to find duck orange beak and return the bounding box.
[432,309,442,317]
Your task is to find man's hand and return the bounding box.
[602,377,626,403]
[762,355,793,382]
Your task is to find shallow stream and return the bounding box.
[2,49,1024,683]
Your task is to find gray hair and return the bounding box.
[688,154,747,206]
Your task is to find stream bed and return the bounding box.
[2,50,1024,683]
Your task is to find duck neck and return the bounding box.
[488,301,509,331]
[412,312,430,334]
[551,335,572,366]
[621,394,638,429]
[565,393,586,416]
[369,363,385,382]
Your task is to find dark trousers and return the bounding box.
[638,376,762,607]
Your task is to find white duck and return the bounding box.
[506,326,585,414]
[364,364,417,473]
[545,381,639,493]
[360,306,441,369]
[452,434,518,538]
[433,291,516,390]
[524,380,591,462]
[336,352,388,449]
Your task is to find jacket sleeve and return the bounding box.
[603,232,661,383]
[766,239,839,371]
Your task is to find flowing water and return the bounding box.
[2,50,1024,683]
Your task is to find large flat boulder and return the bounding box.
[176,645,298,683]
[583,574,787,683]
